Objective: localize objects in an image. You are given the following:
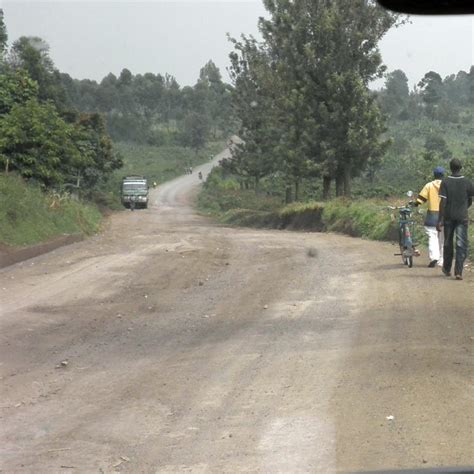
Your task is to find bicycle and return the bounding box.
[388,191,420,268]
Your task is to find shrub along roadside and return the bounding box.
[0,174,102,247]
[198,181,474,261]
[217,199,400,241]
[198,171,399,240]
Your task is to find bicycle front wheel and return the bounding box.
[399,227,408,265]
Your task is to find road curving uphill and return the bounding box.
[0,147,472,472]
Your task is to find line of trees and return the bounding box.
[59,60,236,154]
[378,67,474,123]
[222,0,401,200]
[0,10,122,193]
[375,66,474,191]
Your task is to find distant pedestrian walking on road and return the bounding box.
[437,158,474,280]
[414,166,445,268]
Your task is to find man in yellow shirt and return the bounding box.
[414,167,444,267]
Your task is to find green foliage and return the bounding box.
[112,141,224,190]
[423,133,452,162]
[228,0,399,199]
[71,113,123,192]
[198,167,472,260]
[0,97,121,191]
[381,66,473,123]
[198,167,281,214]
[199,174,397,237]
[372,113,474,196]
[181,112,210,154]
[0,9,7,59]
[379,69,409,119]
[200,170,396,238]
[321,199,396,240]
[0,174,101,246]
[0,98,79,185]
[8,36,66,108]
[59,62,235,146]
[0,68,38,114]
[418,71,443,118]
[0,12,122,197]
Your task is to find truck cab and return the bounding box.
[121,176,149,209]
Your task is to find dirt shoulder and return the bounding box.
[0,234,85,269]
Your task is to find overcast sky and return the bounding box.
[1,1,473,90]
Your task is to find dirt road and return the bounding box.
[1,149,472,473]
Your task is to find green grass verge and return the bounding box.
[218,199,399,241]
[0,174,102,247]
[199,179,473,260]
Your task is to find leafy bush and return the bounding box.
[198,177,474,256]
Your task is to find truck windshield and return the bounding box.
[123,183,147,191]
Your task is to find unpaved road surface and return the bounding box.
[1,149,473,473]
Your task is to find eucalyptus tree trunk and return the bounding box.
[335,174,344,197]
[322,176,331,200]
[343,163,352,197]
[285,186,292,204]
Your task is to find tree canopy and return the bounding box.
[228,0,400,199]
[59,60,235,147]
[0,9,121,193]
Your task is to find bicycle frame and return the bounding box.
[399,208,415,264]
[389,201,418,268]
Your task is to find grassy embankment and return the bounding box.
[0,174,102,247]
[198,170,474,259]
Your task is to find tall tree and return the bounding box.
[0,68,39,115]
[229,0,399,198]
[379,69,410,119]
[181,112,210,156]
[70,113,122,190]
[0,9,8,61]
[418,71,443,118]
[8,37,66,107]
[0,98,78,184]
[228,35,282,193]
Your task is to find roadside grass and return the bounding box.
[0,174,102,247]
[198,174,474,260]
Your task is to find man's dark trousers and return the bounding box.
[443,220,468,276]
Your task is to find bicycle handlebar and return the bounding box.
[387,201,416,210]
[388,205,410,210]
